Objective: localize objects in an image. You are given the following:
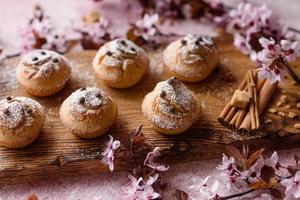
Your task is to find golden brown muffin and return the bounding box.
[59,87,118,139]
[16,49,71,97]
[92,39,149,88]
[142,77,200,134]
[163,34,219,82]
[0,96,45,149]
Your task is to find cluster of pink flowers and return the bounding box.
[216,153,245,189]
[20,5,80,54]
[254,37,300,83]
[223,2,300,83]
[101,135,120,172]
[227,2,290,54]
[72,16,111,49]
[122,174,160,200]
[137,0,182,19]
[100,131,168,199]
[121,147,168,199]
[134,13,160,42]
[215,151,300,199]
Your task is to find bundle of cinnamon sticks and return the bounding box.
[218,70,277,133]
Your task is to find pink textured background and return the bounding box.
[0,0,299,199]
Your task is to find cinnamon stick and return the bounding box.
[235,77,265,128]
[218,71,249,124]
[240,79,277,131]
[248,71,256,129]
[253,77,260,129]
[229,85,250,129]
[228,110,239,129]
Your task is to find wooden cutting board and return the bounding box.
[0,34,299,185]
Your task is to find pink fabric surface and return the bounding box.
[0,0,300,199]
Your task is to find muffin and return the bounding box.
[59,87,118,139]
[0,96,45,149]
[142,77,200,134]
[92,39,149,88]
[163,34,219,82]
[16,49,71,97]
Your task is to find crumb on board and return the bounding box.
[264,119,273,124]
[288,112,298,119]
[295,124,300,129]
[268,108,277,113]
[278,111,285,117]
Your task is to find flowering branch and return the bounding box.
[71,11,113,49]
[19,4,80,54]
[278,57,300,84]
[101,135,120,172]
[213,1,300,84]
[99,126,169,199]
[180,145,300,200]
[127,13,183,47]
[219,188,255,200]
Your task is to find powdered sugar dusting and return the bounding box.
[179,34,216,64]
[0,97,43,130]
[96,39,142,70]
[155,78,194,116]
[68,87,108,115]
[0,100,24,129]
[146,78,198,129]
[20,49,67,80]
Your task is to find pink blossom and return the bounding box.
[233,33,252,54]
[280,40,300,62]
[134,13,159,41]
[122,174,160,200]
[255,37,300,83]
[19,5,80,53]
[19,6,53,53]
[228,2,291,58]
[20,27,37,53]
[42,33,68,54]
[227,2,286,40]
[217,154,247,189]
[101,135,120,172]
[254,193,273,200]
[189,176,219,200]
[205,0,228,25]
[258,65,284,83]
[123,175,143,197]
[144,147,169,172]
[242,152,282,184]
[141,174,160,200]
[241,156,265,183]
[282,171,300,199]
[265,151,279,169]
[217,154,235,172]
[30,16,52,38]
[72,16,110,48]
[256,37,288,83]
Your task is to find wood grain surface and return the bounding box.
[0,34,299,185]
